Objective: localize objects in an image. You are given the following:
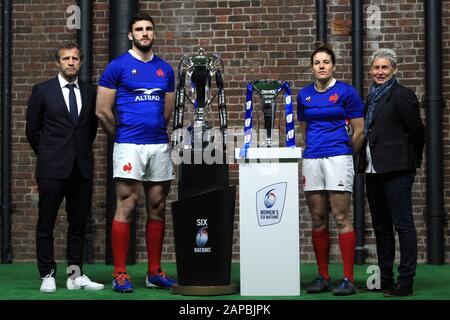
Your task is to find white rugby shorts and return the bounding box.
[113,143,173,182]
[301,155,354,192]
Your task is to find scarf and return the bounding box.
[364,75,398,135]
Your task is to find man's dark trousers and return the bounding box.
[36,161,92,278]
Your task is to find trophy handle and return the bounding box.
[216,70,228,151]
[173,69,186,151]
[178,54,193,73]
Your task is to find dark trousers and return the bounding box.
[366,170,417,288]
[36,162,92,278]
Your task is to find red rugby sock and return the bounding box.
[146,219,165,275]
[338,230,356,283]
[312,229,330,280]
[112,220,130,274]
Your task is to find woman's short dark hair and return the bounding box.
[54,41,83,62]
[310,42,336,65]
[128,13,155,32]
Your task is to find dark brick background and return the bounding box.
[1,0,448,264]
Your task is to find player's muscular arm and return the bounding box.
[164,91,175,126]
[96,86,117,137]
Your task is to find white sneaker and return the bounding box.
[40,270,56,293]
[66,274,104,290]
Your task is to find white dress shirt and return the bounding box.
[58,73,82,116]
[365,142,377,173]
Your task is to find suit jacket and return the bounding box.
[26,77,98,179]
[358,82,425,173]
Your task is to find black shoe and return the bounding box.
[332,278,356,296]
[384,283,413,297]
[358,286,383,293]
[306,276,332,294]
[359,282,394,293]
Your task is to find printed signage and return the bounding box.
[194,218,211,253]
[255,182,287,227]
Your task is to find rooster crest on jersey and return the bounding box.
[156,68,165,77]
[329,93,339,103]
[123,162,132,173]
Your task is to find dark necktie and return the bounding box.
[66,83,78,124]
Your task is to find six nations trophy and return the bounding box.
[172,47,227,153]
[170,48,237,296]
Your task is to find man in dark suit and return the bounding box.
[358,48,425,297]
[26,42,103,293]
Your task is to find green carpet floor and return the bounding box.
[0,262,448,300]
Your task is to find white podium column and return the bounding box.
[235,147,302,296]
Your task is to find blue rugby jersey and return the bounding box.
[99,51,175,144]
[297,80,364,158]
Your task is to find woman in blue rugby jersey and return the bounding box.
[297,43,365,296]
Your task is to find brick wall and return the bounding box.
[3,0,449,265]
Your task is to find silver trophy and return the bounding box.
[173,48,227,151]
[252,80,283,147]
[241,79,295,156]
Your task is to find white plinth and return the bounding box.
[235,147,302,296]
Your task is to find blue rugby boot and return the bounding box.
[145,269,175,289]
[112,272,133,293]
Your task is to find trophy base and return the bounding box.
[170,283,238,296]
